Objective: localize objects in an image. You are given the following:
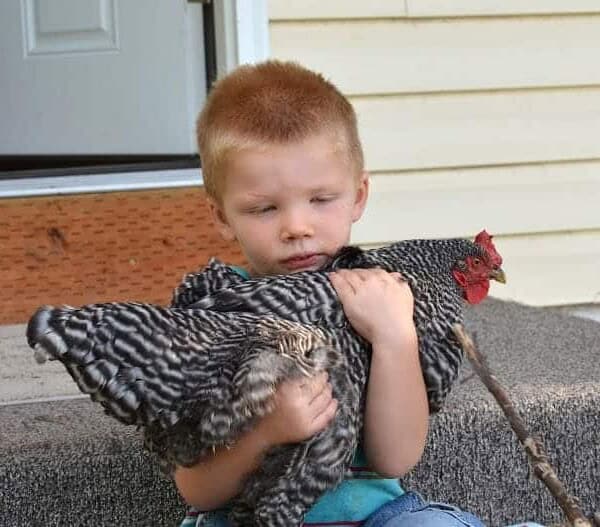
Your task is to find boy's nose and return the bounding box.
[280,213,314,240]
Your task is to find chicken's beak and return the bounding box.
[489,267,507,284]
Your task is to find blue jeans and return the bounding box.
[183,497,482,527]
[363,491,486,527]
[182,493,545,527]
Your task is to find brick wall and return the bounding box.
[0,188,244,324]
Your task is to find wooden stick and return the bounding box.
[453,324,594,527]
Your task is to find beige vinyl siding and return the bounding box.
[271,17,600,94]
[269,1,600,20]
[353,163,600,243]
[354,89,600,171]
[480,231,600,306]
[268,2,600,307]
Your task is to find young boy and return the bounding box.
[174,60,532,527]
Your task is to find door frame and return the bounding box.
[0,0,270,199]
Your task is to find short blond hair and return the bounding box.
[197,60,364,201]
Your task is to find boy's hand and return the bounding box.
[255,372,338,447]
[328,268,416,350]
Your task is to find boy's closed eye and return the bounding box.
[311,195,337,204]
[247,205,276,215]
[246,196,336,213]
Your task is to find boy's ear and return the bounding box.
[207,197,236,242]
[351,171,369,222]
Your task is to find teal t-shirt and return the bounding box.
[303,449,404,523]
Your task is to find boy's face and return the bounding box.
[209,133,368,276]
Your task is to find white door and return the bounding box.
[0,0,206,155]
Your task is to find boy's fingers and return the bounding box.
[302,371,328,399]
[358,268,399,284]
[331,268,394,291]
[310,381,333,413]
[308,379,332,407]
[312,398,338,431]
[330,270,362,293]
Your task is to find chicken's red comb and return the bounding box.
[474,230,502,266]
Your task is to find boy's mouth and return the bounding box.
[281,253,324,271]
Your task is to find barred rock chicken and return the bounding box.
[27,230,504,527]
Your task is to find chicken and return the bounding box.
[26,230,505,527]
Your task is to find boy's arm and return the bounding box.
[329,269,429,477]
[175,422,272,510]
[174,372,337,510]
[363,327,428,476]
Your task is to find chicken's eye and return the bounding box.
[472,257,481,266]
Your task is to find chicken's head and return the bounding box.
[452,230,506,305]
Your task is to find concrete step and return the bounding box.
[0,323,83,406]
[1,299,599,526]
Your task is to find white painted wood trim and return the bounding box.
[214,0,270,76]
[235,0,270,65]
[0,168,203,198]
[184,2,207,152]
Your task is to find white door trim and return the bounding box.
[2,0,270,198]
[214,0,270,76]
